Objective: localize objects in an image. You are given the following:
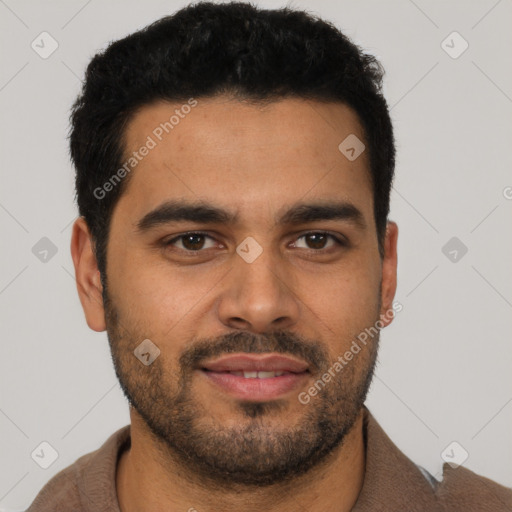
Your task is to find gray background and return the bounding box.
[1,0,511,509]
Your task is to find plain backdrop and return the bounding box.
[1,0,511,509]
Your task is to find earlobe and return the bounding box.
[70,217,107,332]
[379,221,398,328]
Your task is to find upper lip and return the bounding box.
[200,354,309,373]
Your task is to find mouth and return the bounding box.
[198,354,310,401]
[207,370,292,378]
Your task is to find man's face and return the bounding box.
[96,97,396,486]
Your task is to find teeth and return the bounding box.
[256,371,282,379]
[229,371,286,378]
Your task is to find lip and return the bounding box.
[200,370,309,401]
[200,354,309,373]
[199,353,310,401]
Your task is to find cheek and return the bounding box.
[304,261,381,347]
[109,254,222,342]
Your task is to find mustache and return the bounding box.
[178,330,329,374]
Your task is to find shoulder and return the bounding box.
[360,408,512,511]
[435,463,512,512]
[26,426,130,512]
[25,451,92,512]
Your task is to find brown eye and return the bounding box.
[165,232,217,251]
[305,233,328,249]
[293,232,343,251]
[181,234,206,250]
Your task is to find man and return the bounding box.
[27,2,512,511]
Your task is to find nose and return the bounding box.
[216,247,300,333]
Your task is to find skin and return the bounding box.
[71,96,398,512]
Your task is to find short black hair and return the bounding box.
[70,1,395,282]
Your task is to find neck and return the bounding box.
[117,408,366,512]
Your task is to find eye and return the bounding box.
[164,232,219,252]
[163,231,346,255]
[292,232,345,251]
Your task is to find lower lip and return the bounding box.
[200,370,309,401]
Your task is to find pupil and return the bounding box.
[183,234,204,250]
[307,233,326,249]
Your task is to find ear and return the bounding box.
[379,221,398,328]
[70,217,106,332]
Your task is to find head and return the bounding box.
[71,1,398,487]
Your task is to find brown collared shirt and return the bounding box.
[26,408,512,511]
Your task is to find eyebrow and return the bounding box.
[135,199,367,232]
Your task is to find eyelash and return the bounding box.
[162,231,347,255]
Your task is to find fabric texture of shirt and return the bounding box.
[26,407,512,511]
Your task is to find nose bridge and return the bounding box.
[217,241,300,332]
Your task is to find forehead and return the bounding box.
[117,96,373,227]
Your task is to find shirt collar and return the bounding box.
[76,407,442,511]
